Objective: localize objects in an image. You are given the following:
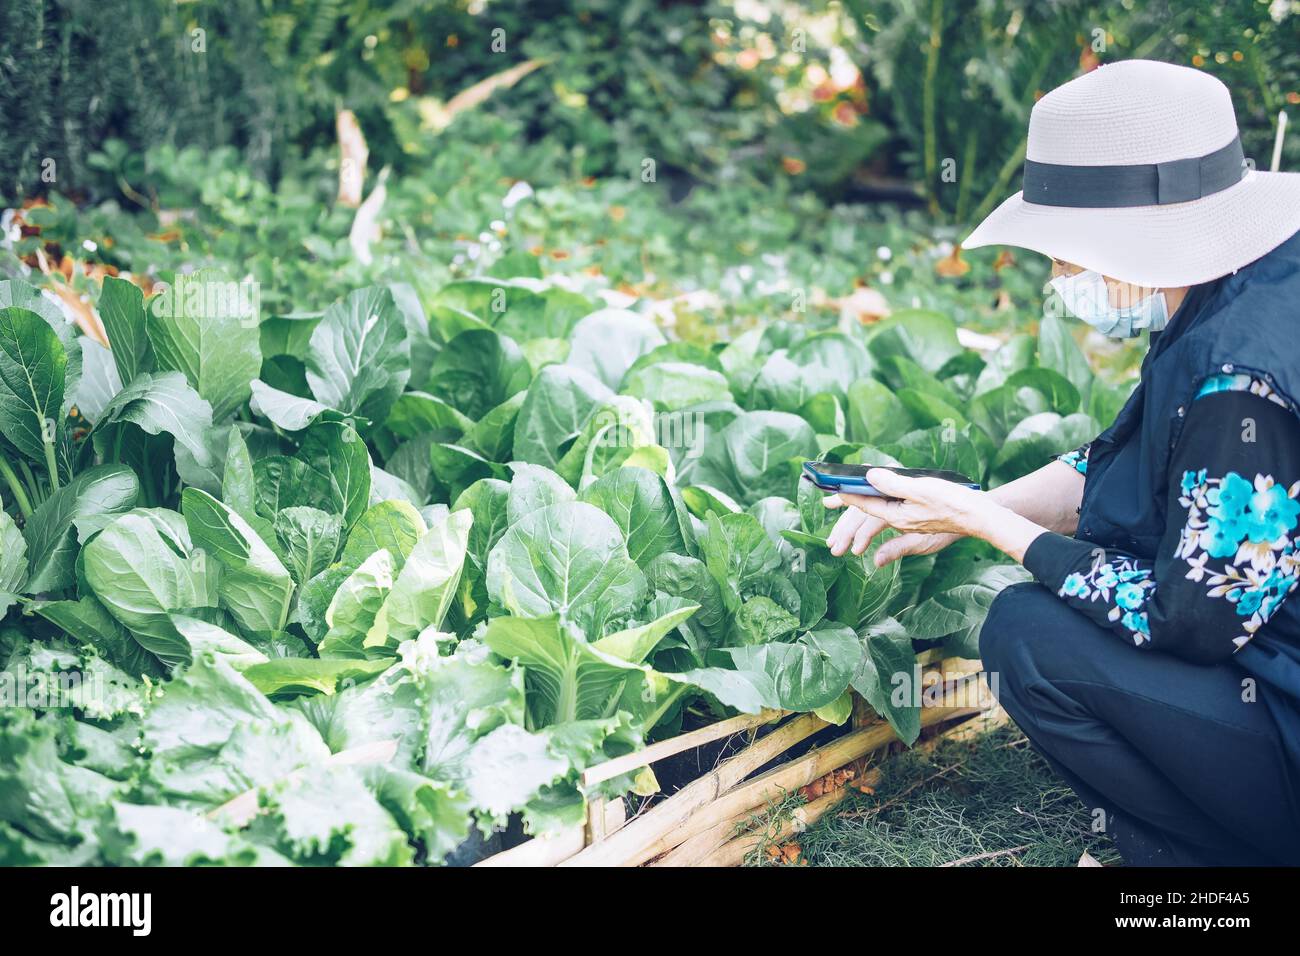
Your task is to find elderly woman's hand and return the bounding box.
[825,504,961,565]
[824,468,1011,566]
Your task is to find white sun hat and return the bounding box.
[963,59,1300,288]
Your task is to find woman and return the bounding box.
[827,60,1300,865]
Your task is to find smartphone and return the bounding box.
[801,461,981,496]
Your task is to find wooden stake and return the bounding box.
[850,693,874,730]
[585,793,627,844]
[603,798,627,837]
[585,796,609,845]
[336,109,368,208]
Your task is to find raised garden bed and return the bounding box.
[476,650,996,867]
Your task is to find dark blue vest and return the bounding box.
[1076,228,1300,758]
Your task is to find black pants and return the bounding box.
[979,582,1300,866]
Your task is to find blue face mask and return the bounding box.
[1049,269,1169,338]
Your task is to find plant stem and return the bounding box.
[43,435,60,494]
[1245,44,1279,116]
[557,652,580,725]
[962,40,1055,228]
[643,683,689,731]
[17,460,40,504]
[953,128,978,226]
[0,456,33,519]
[922,0,944,217]
[967,137,1027,227]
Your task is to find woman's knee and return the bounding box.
[978,581,1070,723]
[978,581,1050,673]
[980,580,1111,708]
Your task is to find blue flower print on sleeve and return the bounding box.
[1176,469,1300,650]
[1058,444,1090,476]
[1054,554,1156,646]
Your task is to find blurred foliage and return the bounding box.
[1,0,298,197]
[841,0,1300,222]
[0,0,1293,379]
[0,0,849,200]
[3,0,1296,217]
[5,108,1049,336]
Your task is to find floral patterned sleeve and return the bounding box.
[1057,442,1092,476]
[1022,374,1300,664]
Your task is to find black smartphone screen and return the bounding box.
[889,467,980,484]
[807,462,873,478]
[805,462,977,485]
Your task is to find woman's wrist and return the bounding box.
[968,502,1049,564]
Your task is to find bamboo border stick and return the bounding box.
[938,705,1009,743]
[581,707,787,788]
[938,656,983,676]
[691,707,1000,867]
[473,826,586,867]
[585,796,608,844]
[559,712,829,867]
[691,780,863,868]
[648,703,980,866]
[584,795,628,843]
[581,660,979,789]
[477,669,997,868]
[693,781,854,867]
[640,673,985,865]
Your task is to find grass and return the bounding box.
[744,725,1124,867]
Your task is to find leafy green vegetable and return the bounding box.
[31,595,164,678]
[578,466,689,568]
[427,328,530,420]
[146,270,261,422]
[22,464,139,593]
[380,507,472,644]
[688,410,817,506]
[723,623,860,711]
[624,361,733,411]
[0,227,1124,866]
[567,308,665,390]
[512,364,613,470]
[141,651,331,806]
[82,509,221,665]
[99,803,288,867]
[242,657,392,698]
[0,510,27,617]
[274,507,343,585]
[486,501,645,638]
[91,372,221,493]
[182,488,295,635]
[851,617,922,744]
[0,307,66,481]
[304,287,410,423]
[97,276,154,384]
[317,549,395,658]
